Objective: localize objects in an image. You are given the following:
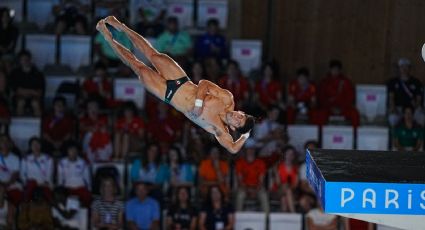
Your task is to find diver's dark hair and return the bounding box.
[236,114,256,134]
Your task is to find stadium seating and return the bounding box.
[287,125,319,154]
[234,212,267,230]
[322,125,354,150]
[356,126,389,151]
[0,0,23,22]
[114,78,147,108]
[25,34,57,69]
[27,0,55,29]
[197,0,228,28]
[9,117,41,151]
[356,85,387,123]
[231,39,262,75]
[269,213,303,230]
[60,35,92,72]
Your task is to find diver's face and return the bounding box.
[226,111,246,129]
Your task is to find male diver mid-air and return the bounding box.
[96,16,255,153]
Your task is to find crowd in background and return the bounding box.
[0,1,424,229]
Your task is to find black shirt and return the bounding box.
[9,65,45,92]
[168,205,197,230]
[387,76,424,107]
[201,204,234,230]
[0,24,19,54]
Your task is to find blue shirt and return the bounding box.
[130,160,168,184]
[126,197,160,230]
[195,33,227,59]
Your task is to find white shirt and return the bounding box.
[58,157,91,189]
[0,153,20,184]
[21,153,53,186]
[307,208,336,226]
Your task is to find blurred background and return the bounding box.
[0,0,423,229]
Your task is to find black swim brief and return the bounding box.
[164,76,190,104]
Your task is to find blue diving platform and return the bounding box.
[306,149,425,229]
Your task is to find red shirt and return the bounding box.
[277,163,299,188]
[146,115,182,142]
[79,115,108,137]
[218,75,249,103]
[42,113,75,141]
[82,78,112,97]
[288,79,317,104]
[255,79,282,107]
[115,116,145,135]
[319,74,355,110]
[235,158,266,187]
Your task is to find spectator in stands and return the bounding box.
[95,22,133,67]
[135,0,166,37]
[92,177,124,230]
[235,140,269,212]
[114,101,145,160]
[167,186,197,230]
[196,18,227,60]
[255,62,283,110]
[0,69,10,133]
[126,182,160,230]
[318,60,360,127]
[287,67,319,124]
[81,63,113,106]
[189,60,205,84]
[9,50,45,117]
[273,146,299,212]
[80,99,112,163]
[156,17,192,63]
[162,146,195,191]
[297,192,316,214]
[0,183,16,229]
[130,142,166,201]
[199,185,234,230]
[53,0,89,35]
[0,135,22,205]
[218,60,249,108]
[306,204,337,230]
[0,7,19,57]
[198,145,230,198]
[21,137,53,201]
[51,186,80,230]
[393,106,423,151]
[17,187,54,230]
[387,58,425,126]
[253,106,285,154]
[57,141,92,207]
[42,96,75,152]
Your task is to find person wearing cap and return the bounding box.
[317,59,360,127]
[387,58,424,126]
[235,139,269,213]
